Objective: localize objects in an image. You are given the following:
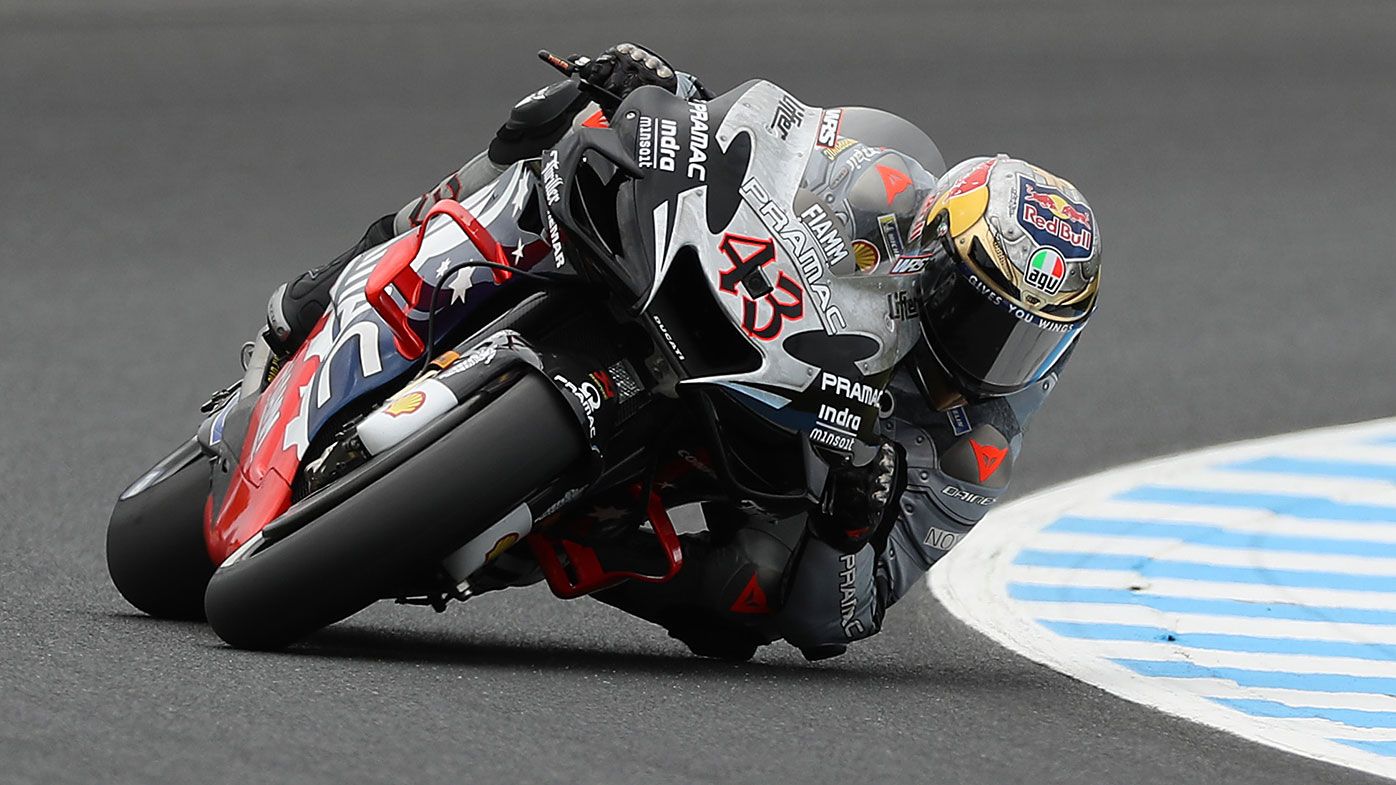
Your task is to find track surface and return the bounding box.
[2,2,1394,783]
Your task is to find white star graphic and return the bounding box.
[445,270,472,303]
[435,258,452,280]
[512,243,526,264]
[281,377,315,460]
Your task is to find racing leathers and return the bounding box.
[269,53,1067,661]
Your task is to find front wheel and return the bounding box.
[203,371,585,650]
[106,439,216,620]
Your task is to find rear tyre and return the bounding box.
[106,440,216,620]
[203,372,584,650]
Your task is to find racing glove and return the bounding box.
[577,42,678,115]
[807,439,907,554]
[489,43,684,165]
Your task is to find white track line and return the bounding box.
[931,417,1396,782]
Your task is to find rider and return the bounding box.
[265,44,1102,661]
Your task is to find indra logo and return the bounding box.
[1016,177,1094,260]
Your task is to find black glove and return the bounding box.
[808,439,907,554]
[488,79,592,166]
[577,42,678,115]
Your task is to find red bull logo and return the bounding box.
[1017,178,1094,259]
[946,158,996,198]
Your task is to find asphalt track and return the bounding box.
[2,1,1394,783]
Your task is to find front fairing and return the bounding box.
[547,80,924,464]
[204,164,551,562]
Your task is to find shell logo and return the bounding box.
[384,391,427,418]
[853,239,880,272]
[485,532,520,562]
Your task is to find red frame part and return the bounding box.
[365,199,513,360]
[204,324,325,563]
[206,199,514,563]
[527,493,685,599]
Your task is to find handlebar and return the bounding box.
[536,48,625,110]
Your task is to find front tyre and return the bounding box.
[203,372,584,650]
[106,440,216,620]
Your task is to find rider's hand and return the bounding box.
[808,439,907,554]
[578,43,678,115]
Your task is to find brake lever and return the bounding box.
[538,49,581,76]
[537,48,625,111]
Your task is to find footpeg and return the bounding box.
[527,492,683,598]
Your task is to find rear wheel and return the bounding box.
[203,372,584,650]
[107,440,216,620]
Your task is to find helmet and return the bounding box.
[905,156,1100,399]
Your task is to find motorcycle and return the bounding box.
[107,52,935,650]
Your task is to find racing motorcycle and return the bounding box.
[107,52,935,650]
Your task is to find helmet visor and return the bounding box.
[918,240,1085,395]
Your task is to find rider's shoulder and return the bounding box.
[884,364,1069,501]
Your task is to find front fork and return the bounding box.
[359,327,683,601]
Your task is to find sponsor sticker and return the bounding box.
[635,115,655,168]
[588,369,616,399]
[553,373,602,438]
[636,116,679,172]
[947,405,971,436]
[878,213,905,257]
[485,532,520,562]
[821,371,880,406]
[947,158,996,198]
[888,254,929,275]
[811,427,856,453]
[941,484,997,506]
[1016,176,1094,259]
[887,290,919,321]
[816,108,843,148]
[820,137,858,160]
[875,163,913,206]
[970,438,1008,482]
[769,93,804,140]
[687,101,709,180]
[716,233,804,341]
[738,178,843,333]
[439,343,497,379]
[853,238,880,272]
[1025,247,1066,295]
[923,525,963,551]
[541,150,567,268]
[838,552,865,637]
[962,262,1075,333]
[730,573,770,614]
[384,391,427,417]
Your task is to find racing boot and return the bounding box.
[265,213,396,357]
[594,512,802,661]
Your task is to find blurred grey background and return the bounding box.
[2,2,1393,784]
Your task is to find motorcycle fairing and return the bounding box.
[205,164,547,563]
[591,81,923,457]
